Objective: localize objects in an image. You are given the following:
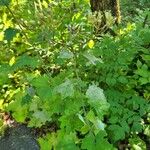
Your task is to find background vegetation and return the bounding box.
[0,0,150,149]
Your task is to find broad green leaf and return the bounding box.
[10,103,28,122]
[21,94,32,105]
[31,75,51,101]
[118,76,128,84]
[56,140,78,150]
[80,124,90,134]
[86,84,106,102]
[86,110,95,123]
[60,114,83,132]
[108,125,125,141]
[29,98,39,112]
[7,92,28,122]
[81,133,95,150]
[86,110,105,132]
[109,116,118,124]
[83,52,103,65]
[12,107,28,122]
[139,29,150,45]
[86,84,109,118]
[131,122,143,132]
[55,79,74,99]
[0,0,10,6]
[95,131,115,150]
[55,132,78,150]
[139,77,149,85]
[4,28,18,42]
[59,50,74,59]
[38,137,52,150]
[0,73,9,85]
[31,75,49,87]
[106,77,117,86]
[38,133,56,150]
[142,54,150,62]
[36,87,52,100]
[12,55,41,69]
[0,64,11,85]
[33,110,51,124]
[135,68,149,78]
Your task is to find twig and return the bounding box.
[143,14,148,28]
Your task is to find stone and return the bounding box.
[0,125,40,150]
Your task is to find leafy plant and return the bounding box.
[0,0,150,149]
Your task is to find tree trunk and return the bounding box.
[90,0,121,34]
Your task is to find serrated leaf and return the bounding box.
[86,84,109,118]
[108,125,125,141]
[11,103,28,122]
[38,133,55,150]
[81,133,95,150]
[95,131,115,150]
[118,76,128,84]
[120,120,130,133]
[106,77,116,86]
[7,92,28,122]
[56,132,78,150]
[109,116,118,124]
[38,137,52,150]
[140,29,150,45]
[55,79,74,99]
[139,77,148,85]
[131,122,143,132]
[33,111,51,123]
[86,84,106,102]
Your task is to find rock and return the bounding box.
[0,125,40,150]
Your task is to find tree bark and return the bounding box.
[90,0,121,34]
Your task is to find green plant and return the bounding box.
[0,0,150,149]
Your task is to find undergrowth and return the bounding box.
[0,0,150,149]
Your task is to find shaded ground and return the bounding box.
[0,124,40,150]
